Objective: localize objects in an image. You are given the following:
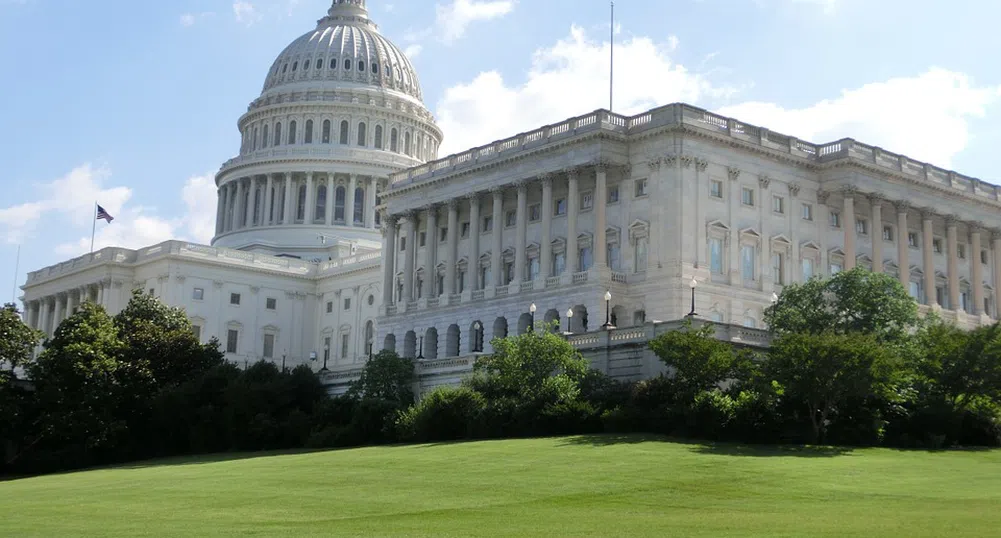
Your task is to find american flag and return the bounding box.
[96,205,114,223]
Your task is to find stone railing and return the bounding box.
[386,103,1001,201]
[219,147,417,174]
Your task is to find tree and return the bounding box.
[648,319,756,398]
[766,331,897,443]
[914,321,1001,410]
[468,328,589,403]
[765,267,918,343]
[0,303,43,375]
[114,290,223,389]
[347,350,415,404]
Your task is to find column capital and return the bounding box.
[446,198,460,210]
[868,192,885,204]
[490,186,505,199]
[646,158,662,172]
[514,180,528,193]
[464,191,481,203]
[663,154,679,167]
[680,155,694,169]
[306,171,314,180]
[401,209,419,223]
[726,166,740,181]
[893,200,910,213]
[991,228,1001,242]
[758,174,770,190]
[695,158,708,172]
[920,207,937,221]
[944,214,960,227]
[816,189,830,204]
[788,183,801,198]
[592,159,611,173]
[564,166,582,180]
[284,171,292,180]
[968,222,985,235]
[841,184,858,198]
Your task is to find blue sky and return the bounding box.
[2,0,1000,306]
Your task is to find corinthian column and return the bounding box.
[263,174,274,226]
[843,187,856,270]
[922,210,936,306]
[304,173,315,223]
[491,189,503,287]
[514,182,527,283]
[283,173,293,225]
[216,187,226,234]
[403,212,417,303]
[382,216,397,308]
[425,205,438,296]
[468,194,481,291]
[365,177,377,228]
[594,163,608,267]
[348,174,358,225]
[567,168,579,273]
[896,201,909,290]
[971,226,984,315]
[946,216,960,310]
[445,200,458,297]
[246,177,258,227]
[870,194,883,273]
[234,178,245,231]
[540,175,553,278]
[325,175,334,225]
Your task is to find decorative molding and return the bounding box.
[663,154,678,167]
[175,275,187,283]
[788,183,801,197]
[919,207,938,221]
[758,174,771,190]
[646,158,662,172]
[695,158,708,172]
[841,185,859,197]
[213,281,225,289]
[727,166,741,181]
[564,166,581,180]
[893,200,910,213]
[250,286,260,294]
[539,174,554,188]
[680,155,694,169]
[944,214,960,227]
[868,192,885,204]
[816,190,830,204]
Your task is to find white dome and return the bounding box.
[262,0,423,102]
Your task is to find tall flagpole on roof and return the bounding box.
[90,201,97,254]
[610,1,614,112]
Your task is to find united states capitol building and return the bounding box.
[19,0,1001,391]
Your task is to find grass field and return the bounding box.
[2,435,1000,537]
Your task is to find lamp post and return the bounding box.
[322,343,330,371]
[472,321,483,353]
[281,350,287,373]
[367,342,373,360]
[416,329,424,360]
[771,292,779,304]
[602,290,616,330]
[565,307,574,335]
[688,277,698,317]
[529,303,537,332]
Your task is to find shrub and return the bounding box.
[396,386,486,443]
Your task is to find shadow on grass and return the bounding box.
[108,448,334,471]
[557,434,855,457]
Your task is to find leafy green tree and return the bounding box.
[766,331,898,443]
[468,328,589,403]
[27,303,130,457]
[0,303,43,375]
[914,321,1001,409]
[114,290,223,389]
[765,267,918,343]
[648,319,756,398]
[347,350,415,404]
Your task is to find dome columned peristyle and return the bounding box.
[212,1,442,259]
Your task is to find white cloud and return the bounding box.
[790,0,839,14]
[180,11,214,27]
[233,1,261,26]
[180,13,196,26]
[718,69,1001,168]
[434,26,1001,170]
[435,25,730,154]
[404,44,423,59]
[435,0,515,44]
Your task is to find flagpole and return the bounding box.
[609,1,614,112]
[90,201,97,254]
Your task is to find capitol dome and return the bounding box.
[212,0,442,260]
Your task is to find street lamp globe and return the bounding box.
[690,277,698,289]
[529,303,537,314]
[567,308,574,318]
[771,292,779,303]
[604,290,612,301]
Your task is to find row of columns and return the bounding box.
[836,187,996,315]
[215,173,379,235]
[382,163,615,308]
[22,280,112,337]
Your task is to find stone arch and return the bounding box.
[423,327,438,360]
[492,317,508,341]
[446,324,460,357]
[611,305,627,327]
[403,330,417,359]
[469,320,484,353]
[383,333,396,353]
[571,304,588,333]
[517,312,533,335]
[544,308,560,333]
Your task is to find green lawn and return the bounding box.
[2,436,1000,537]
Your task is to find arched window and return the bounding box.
[330,58,337,70]
[372,63,379,74]
[314,183,326,223]
[404,131,412,156]
[390,128,398,152]
[282,63,288,73]
[374,125,383,149]
[315,59,322,70]
[357,122,367,146]
[334,186,346,222]
[303,59,310,70]
[322,120,331,144]
[262,124,269,148]
[354,187,364,224]
[292,61,298,72]
[296,184,307,222]
[252,127,258,151]
[274,122,282,146]
[288,120,297,144]
[358,61,365,72]
[339,121,349,145]
[345,59,352,70]
[305,120,313,144]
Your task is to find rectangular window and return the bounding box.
[908,232,918,248]
[528,256,540,280]
[909,281,921,302]
[578,247,593,272]
[553,253,566,276]
[741,245,755,281]
[607,186,619,204]
[226,329,238,353]
[400,237,406,251]
[326,301,333,313]
[961,291,970,312]
[461,222,470,238]
[555,198,567,216]
[341,334,349,358]
[856,218,868,236]
[192,325,202,341]
[634,238,647,273]
[504,262,515,284]
[933,238,942,254]
[772,253,784,285]
[958,244,966,259]
[802,258,815,280]
[263,334,275,359]
[192,288,204,300]
[830,262,843,275]
[710,238,724,275]
[419,232,426,247]
[529,203,541,222]
[266,298,277,310]
[829,211,841,228]
[483,216,493,232]
[230,293,241,306]
[634,179,648,197]
[936,286,946,307]
[802,204,813,221]
[581,191,594,211]
[710,180,723,199]
[772,196,784,214]
[440,227,447,242]
[982,250,989,265]
[741,187,754,207]
[505,210,516,227]
[607,243,621,271]
[456,270,466,293]
[479,266,491,289]
[883,226,894,242]
[344,298,351,310]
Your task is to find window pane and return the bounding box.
[710,238,723,274]
[741,245,755,280]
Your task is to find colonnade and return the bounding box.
[21,280,115,337]
[215,172,379,235]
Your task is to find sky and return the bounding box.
[1,0,999,307]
